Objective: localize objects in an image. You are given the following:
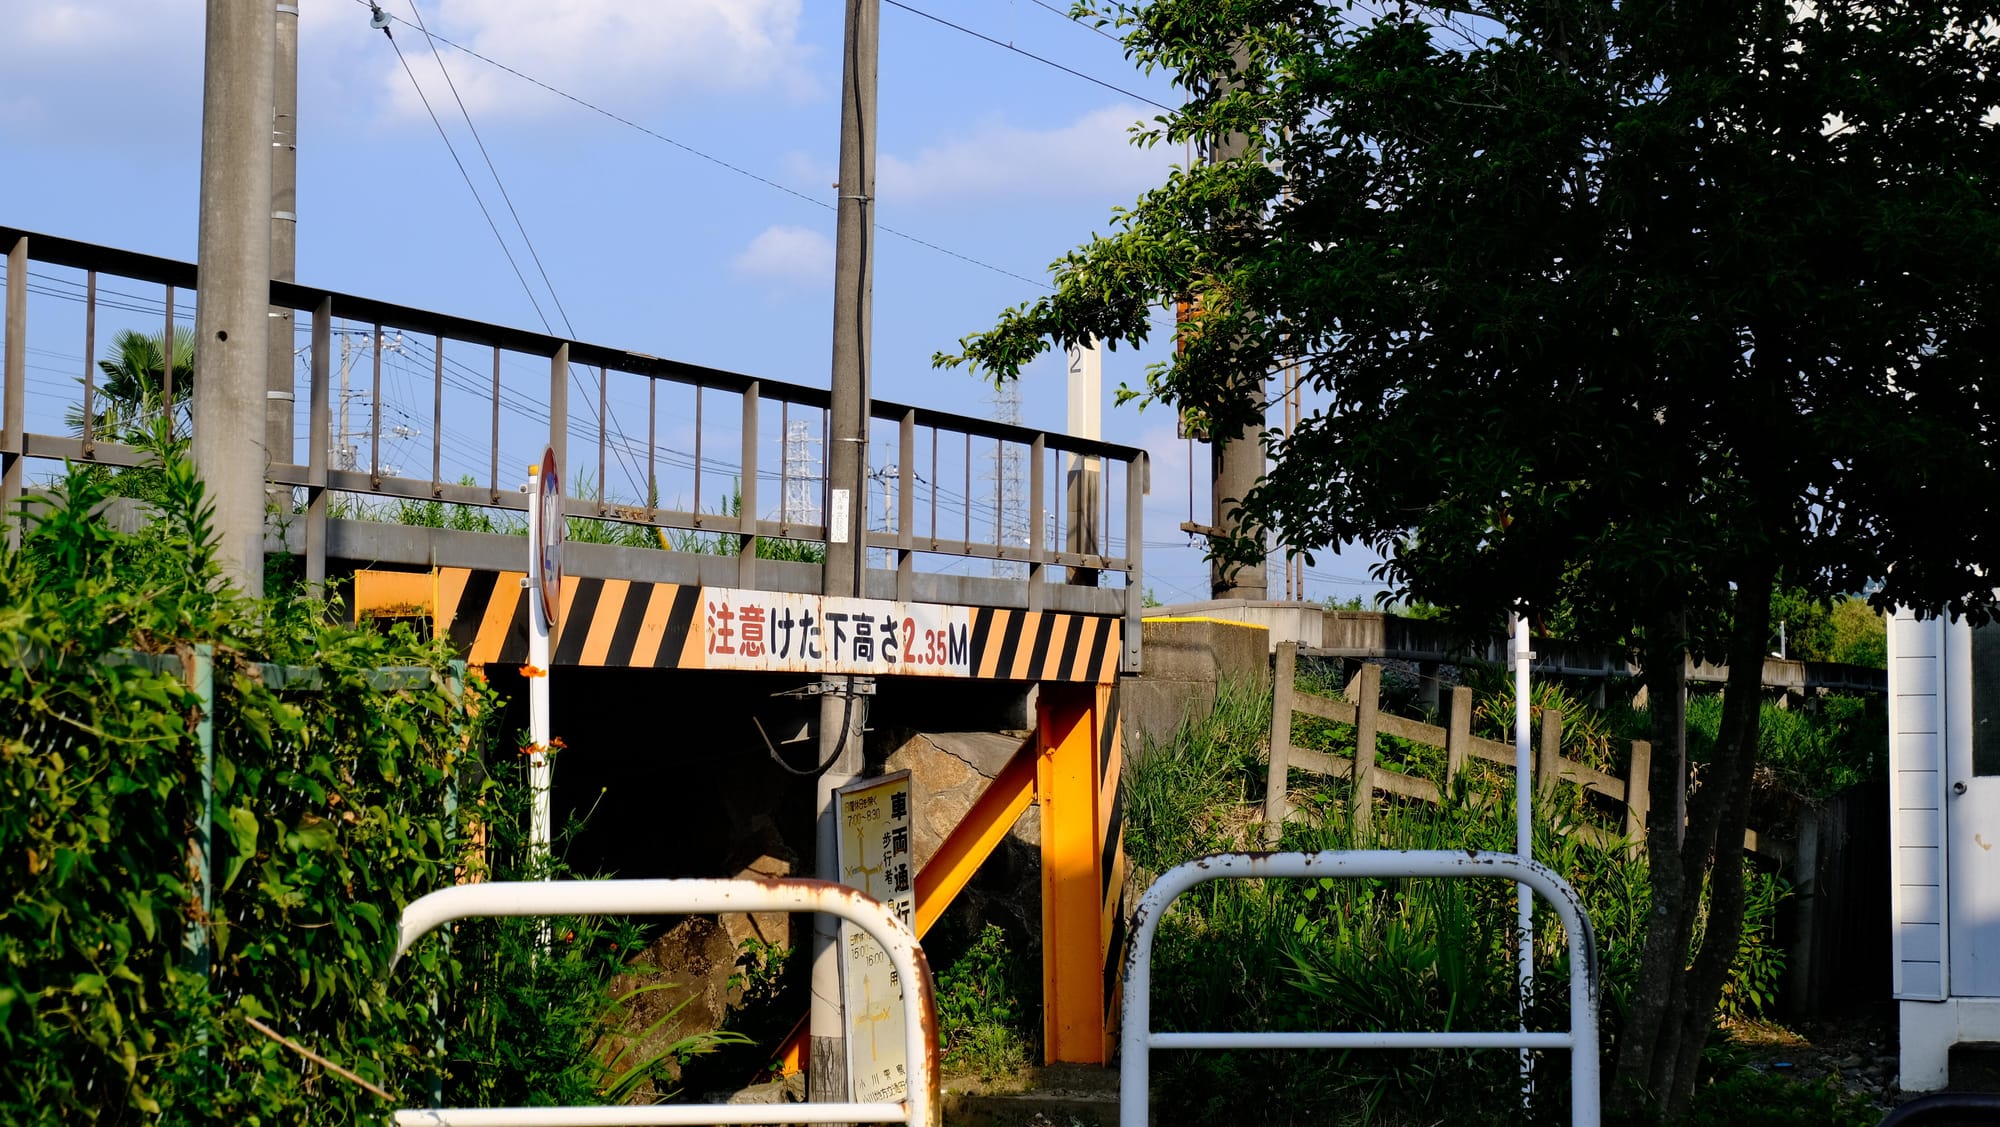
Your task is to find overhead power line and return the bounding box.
[343,0,1074,292]
[885,0,1174,111]
[377,0,647,496]
[375,12,553,333]
[1024,0,1127,45]
[402,0,573,338]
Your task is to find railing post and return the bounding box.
[2,235,24,548]
[162,286,176,419]
[431,334,444,497]
[370,323,383,489]
[597,364,608,516]
[647,379,658,522]
[81,270,97,458]
[1353,663,1381,839]
[897,409,914,601]
[1028,434,1046,611]
[739,381,759,588]
[549,343,569,484]
[1265,641,1298,846]
[1445,684,1473,794]
[488,346,501,504]
[305,297,331,587]
[1124,453,1147,674]
[1623,739,1652,854]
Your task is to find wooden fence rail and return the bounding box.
[1262,641,1780,863]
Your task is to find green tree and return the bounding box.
[1827,596,1887,668]
[67,327,196,441]
[940,0,2000,1116]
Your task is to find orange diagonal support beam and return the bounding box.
[912,733,1038,939]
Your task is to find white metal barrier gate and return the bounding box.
[389,878,939,1126]
[1120,850,1600,1127]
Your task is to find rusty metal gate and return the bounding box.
[389,878,939,1126]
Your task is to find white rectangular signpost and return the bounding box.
[835,771,916,1104]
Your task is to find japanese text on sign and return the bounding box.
[836,771,915,1105]
[700,589,971,676]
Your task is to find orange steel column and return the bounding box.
[1096,677,1126,1061]
[1038,681,1109,1063]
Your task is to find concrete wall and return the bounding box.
[1124,616,1270,757]
[1151,600,1321,652]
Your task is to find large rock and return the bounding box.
[883,729,1041,944]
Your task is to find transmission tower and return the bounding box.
[987,381,1027,578]
[783,419,821,526]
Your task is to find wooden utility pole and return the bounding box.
[266,0,300,464]
[195,0,275,595]
[813,0,878,1108]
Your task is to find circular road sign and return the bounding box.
[536,446,563,630]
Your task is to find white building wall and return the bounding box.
[1889,610,1949,1001]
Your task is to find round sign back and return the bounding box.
[537,446,563,630]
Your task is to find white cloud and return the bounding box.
[0,1,205,146]
[877,105,1173,203]
[379,0,815,122]
[0,1,814,146]
[17,2,135,50]
[732,224,834,287]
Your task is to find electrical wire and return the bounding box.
[1023,0,1127,45]
[391,0,649,501]
[885,0,1174,111]
[343,0,1077,293]
[377,15,554,334]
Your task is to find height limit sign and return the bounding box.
[835,771,915,1103]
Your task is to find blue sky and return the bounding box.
[3,0,1389,607]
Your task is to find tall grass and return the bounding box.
[1685,692,1885,800]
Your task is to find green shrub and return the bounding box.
[934,924,1033,1079]
[1682,1065,1876,1127]
[0,440,477,1121]
[1686,692,1885,800]
[0,437,726,1121]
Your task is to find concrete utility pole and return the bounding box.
[195,0,275,596]
[266,0,299,465]
[1207,50,1267,601]
[1065,338,1101,585]
[812,0,878,1108]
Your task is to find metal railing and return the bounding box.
[389,878,938,1126]
[0,228,1146,647]
[1120,850,1601,1127]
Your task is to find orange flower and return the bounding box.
[519,664,547,679]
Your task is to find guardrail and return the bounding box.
[1,228,1146,640]
[1120,850,1601,1127]
[389,878,938,1126]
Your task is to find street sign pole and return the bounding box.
[526,447,563,863]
